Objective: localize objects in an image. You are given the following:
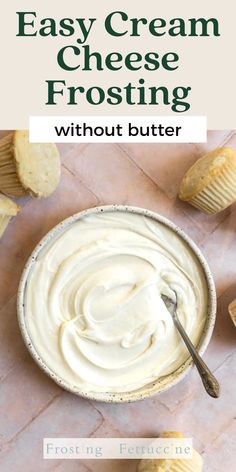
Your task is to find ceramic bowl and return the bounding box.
[17,205,217,402]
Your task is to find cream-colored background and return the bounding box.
[1,0,235,129]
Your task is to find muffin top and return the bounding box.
[0,193,20,216]
[13,130,61,197]
[178,147,236,200]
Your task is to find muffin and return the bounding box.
[137,431,203,472]
[0,194,20,238]
[178,147,236,214]
[228,299,236,327]
[0,131,61,197]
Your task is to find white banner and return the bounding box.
[29,116,207,143]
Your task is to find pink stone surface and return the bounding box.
[0,131,236,472]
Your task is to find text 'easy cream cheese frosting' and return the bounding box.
[25,211,208,393]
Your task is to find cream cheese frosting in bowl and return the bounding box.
[17,206,216,402]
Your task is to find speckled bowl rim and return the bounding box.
[17,205,217,403]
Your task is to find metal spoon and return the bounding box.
[161,292,220,398]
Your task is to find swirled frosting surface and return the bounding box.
[25,211,207,392]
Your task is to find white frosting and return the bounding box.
[25,211,207,393]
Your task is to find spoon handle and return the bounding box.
[173,316,220,398]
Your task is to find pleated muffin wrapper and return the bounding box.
[179,147,236,214]
[0,131,61,198]
[0,193,20,238]
[228,299,236,328]
[137,432,203,472]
